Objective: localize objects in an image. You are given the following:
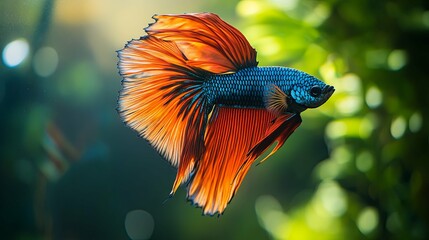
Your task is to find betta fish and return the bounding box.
[117,13,334,216]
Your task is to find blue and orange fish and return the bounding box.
[117,13,334,215]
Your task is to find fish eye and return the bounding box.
[310,86,322,97]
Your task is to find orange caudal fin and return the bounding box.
[186,108,276,215]
[118,36,210,192]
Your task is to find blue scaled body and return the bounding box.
[205,66,329,110]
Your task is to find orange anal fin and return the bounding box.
[186,108,275,215]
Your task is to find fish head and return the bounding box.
[288,74,335,112]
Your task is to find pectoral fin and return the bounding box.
[264,84,288,116]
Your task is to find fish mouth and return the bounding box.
[309,85,335,108]
[323,85,335,98]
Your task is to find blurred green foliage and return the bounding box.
[0,0,428,240]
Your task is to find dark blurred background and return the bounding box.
[1,0,428,239]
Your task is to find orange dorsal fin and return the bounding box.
[186,108,275,215]
[118,36,208,189]
[145,13,258,73]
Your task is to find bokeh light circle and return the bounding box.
[357,207,379,234]
[33,47,59,77]
[124,209,154,240]
[2,38,30,67]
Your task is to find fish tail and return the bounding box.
[118,36,209,192]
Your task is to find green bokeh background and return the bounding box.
[1,0,428,239]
